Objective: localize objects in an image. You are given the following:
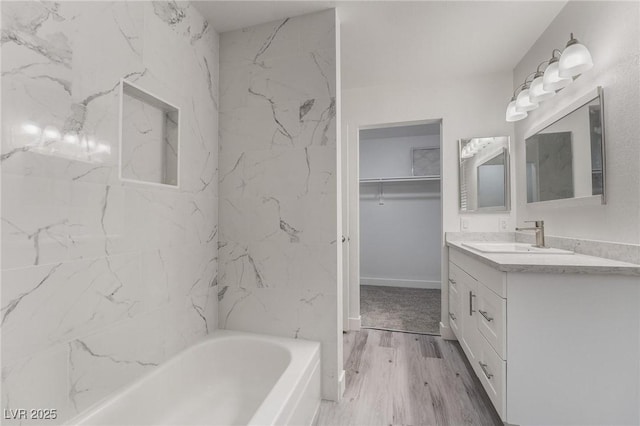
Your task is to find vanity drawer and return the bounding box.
[450,248,507,297]
[448,282,460,336]
[476,282,507,360]
[476,334,506,420]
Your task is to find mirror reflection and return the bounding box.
[525,90,604,203]
[459,136,510,212]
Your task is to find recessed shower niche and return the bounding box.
[119,80,180,187]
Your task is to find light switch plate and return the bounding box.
[461,218,469,231]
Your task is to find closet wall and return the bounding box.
[359,125,441,289]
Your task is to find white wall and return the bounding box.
[360,181,441,288]
[343,71,515,333]
[514,1,640,244]
[1,2,219,422]
[218,10,342,400]
[359,134,441,289]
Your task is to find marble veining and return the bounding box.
[218,9,339,400]
[1,1,219,424]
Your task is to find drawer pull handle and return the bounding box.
[448,278,456,285]
[479,362,494,380]
[479,310,494,322]
[449,312,456,321]
[469,291,476,315]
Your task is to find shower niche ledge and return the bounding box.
[119,80,180,188]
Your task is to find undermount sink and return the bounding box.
[461,242,574,255]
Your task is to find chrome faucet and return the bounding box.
[516,220,546,248]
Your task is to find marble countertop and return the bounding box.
[446,239,640,277]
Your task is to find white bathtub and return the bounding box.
[68,330,321,426]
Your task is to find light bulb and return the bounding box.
[559,34,593,78]
[21,123,41,135]
[506,100,527,122]
[515,88,538,113]
[43,126,61,140]
[529,74,555,103]
[542,60,571,92]
[64,133,79,144]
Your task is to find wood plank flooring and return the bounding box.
[317,329,502,426]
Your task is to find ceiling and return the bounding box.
[193,1,336,33]
[193,1,566,90]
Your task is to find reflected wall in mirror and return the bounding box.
[459,136,510,212]
[525,87,605,204]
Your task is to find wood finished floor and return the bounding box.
[317,329,502,426]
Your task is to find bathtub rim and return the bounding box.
[65,329,321,426]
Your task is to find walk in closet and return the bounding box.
[359,122,442,334]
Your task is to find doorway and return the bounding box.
[357,121,442,334]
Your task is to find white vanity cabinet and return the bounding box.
[447,246,640,426]
[449,249,507,417]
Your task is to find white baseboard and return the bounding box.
[360,277,441,289]
[440,322,457,340]
[348,316,361,330]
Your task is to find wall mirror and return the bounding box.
[458,136,510,212]
[525,87,605,204]
[120,80,180,187]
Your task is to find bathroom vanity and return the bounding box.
[446,237,640,425]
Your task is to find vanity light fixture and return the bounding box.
[506,79,535,122]
[558,33,593,78]
[506,95,528,122]
[515,81,539,112]
[542,51,571,92]
[505,33,593,122]
[529,69,555,103]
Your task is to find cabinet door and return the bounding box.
[448,282,461,337]
[459,272,479,365]
[476,282,507,359]
[448,263,463,337]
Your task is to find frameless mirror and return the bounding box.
[120,80,180,187]
[525,87,605,204]
[458,136,510,212]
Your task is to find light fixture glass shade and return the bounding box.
[542,61,571,92]
[529,75,555,103]
[558,42,593,78]
[515,89,538,112]
[506,100,527,122]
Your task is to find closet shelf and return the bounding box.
[359,176,440,183]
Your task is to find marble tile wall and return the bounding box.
[1,1,218,423]
[218,10,340,399]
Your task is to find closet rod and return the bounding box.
[359,176,440,183]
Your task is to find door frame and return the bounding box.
[345,118,444,331]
